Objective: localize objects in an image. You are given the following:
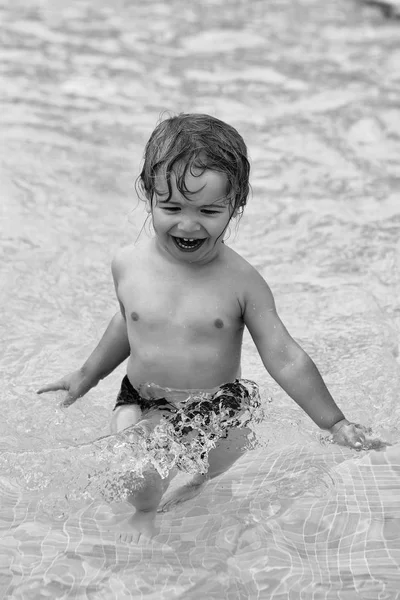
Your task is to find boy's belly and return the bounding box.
[126,342,241,390]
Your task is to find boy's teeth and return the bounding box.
[174,236,204,251]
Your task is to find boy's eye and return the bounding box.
[160,207,221,215]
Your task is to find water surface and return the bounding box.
[1,0,400,598]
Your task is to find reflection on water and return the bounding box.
[1,0,400,598]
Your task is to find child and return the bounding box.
[38,113,375,544]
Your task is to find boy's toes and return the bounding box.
[158,498,177,513]
[117,531,133,544]
[117,530,142,544]
[158,482,204,512]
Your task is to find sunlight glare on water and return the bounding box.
[1,0,400,598]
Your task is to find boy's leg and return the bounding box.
[110,404,142,434]
[207,426,251,478]
[159,426,250,512]
[110,405,171,543]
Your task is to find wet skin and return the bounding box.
[113,168,247,392]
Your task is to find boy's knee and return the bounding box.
[111,405,142,433]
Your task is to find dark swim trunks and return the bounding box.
[114,375,261,436]
[114,376,179,413]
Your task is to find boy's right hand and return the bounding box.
[37,369,97,407]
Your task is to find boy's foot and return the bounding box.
[113,509,157,544]
[158,481,205,512]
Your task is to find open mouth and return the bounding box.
[172,236,206,252]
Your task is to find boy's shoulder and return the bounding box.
[224,245,264,280]
[113,238,151,261]
[111,242,147,276]
[224,245,274,304]
[113,243,136,262]
[112,244,133,270]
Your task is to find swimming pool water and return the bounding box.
[1,0,400,597]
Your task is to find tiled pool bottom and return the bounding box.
[2,443,399,599]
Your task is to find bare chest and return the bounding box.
[118,272,243,334]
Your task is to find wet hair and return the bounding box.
[138,113,250,215]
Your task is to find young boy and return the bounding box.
[38,113,374,544]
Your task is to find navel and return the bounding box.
[131,311,139,322]
[214,318,224,329]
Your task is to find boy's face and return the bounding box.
[147,166,235,264]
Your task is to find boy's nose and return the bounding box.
[177,217,201,232]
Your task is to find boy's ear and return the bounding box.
[145,195,152,214]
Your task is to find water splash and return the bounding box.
[2,379,263,511]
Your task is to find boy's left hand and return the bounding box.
[329,419,388,451]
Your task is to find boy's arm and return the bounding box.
[243,269,387,450]
[37,311,130,404]
[243,269,350,429]
[38,253,131,405]
[69,251,130,384]
[80,310,130,383]
[248,311,345,430]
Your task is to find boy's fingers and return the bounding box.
[61,395,76,407]
[37,380,66,394]
[350,430,365,448]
